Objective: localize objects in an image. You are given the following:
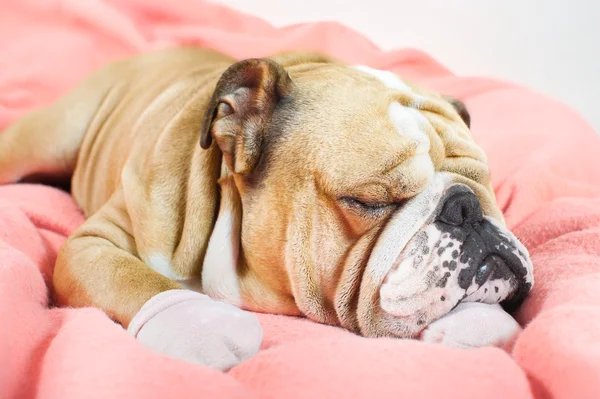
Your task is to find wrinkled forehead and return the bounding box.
[285,63,468,151]
[288,63,441,111]
[279,65,447,174]
[284,64,441,156]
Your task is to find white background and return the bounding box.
[213,0,600,134]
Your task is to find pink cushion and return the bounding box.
[1,1,599,398]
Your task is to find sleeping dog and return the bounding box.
[0,47,533,370]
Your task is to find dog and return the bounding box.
[0,47,533,370]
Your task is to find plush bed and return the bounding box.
[1,1,600,398]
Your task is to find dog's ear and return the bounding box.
[443,96,471,128]
[200,58,293,175]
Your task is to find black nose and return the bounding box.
[437,187,483,226]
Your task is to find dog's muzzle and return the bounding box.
[434,186,532,311]
[369,174,534,337]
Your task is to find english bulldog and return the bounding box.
[0,47,533,370]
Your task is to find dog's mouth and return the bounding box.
[380,216,532,321]
[359,175,534,338]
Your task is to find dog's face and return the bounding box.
[200,55,534,338]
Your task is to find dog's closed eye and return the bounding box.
[340,197,395,219]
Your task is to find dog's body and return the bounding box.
[0,47,533,369]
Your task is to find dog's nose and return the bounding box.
[437,187,483,226]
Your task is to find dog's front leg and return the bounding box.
[53,190,262,370]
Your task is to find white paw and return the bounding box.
[128,290,262,371]
[420,302,521,350]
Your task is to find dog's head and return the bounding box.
[199,54,533,338]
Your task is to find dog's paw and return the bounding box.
[419,302,521,350]
[128,289,262,371]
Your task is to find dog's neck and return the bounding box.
[190,158,300,314]
[196,161,242,303]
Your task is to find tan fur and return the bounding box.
[0,47,502,335]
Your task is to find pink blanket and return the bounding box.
[2,1,600,398]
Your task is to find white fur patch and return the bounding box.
[202,208,242,306]
[352,65,412,92]
[353,66,431,152]
[146,253,184,280]
[352,65,427,109]
[388,102,431,155]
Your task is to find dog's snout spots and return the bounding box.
[442,260,459,271]
[436,271,451,288]
[425,214,534,313]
